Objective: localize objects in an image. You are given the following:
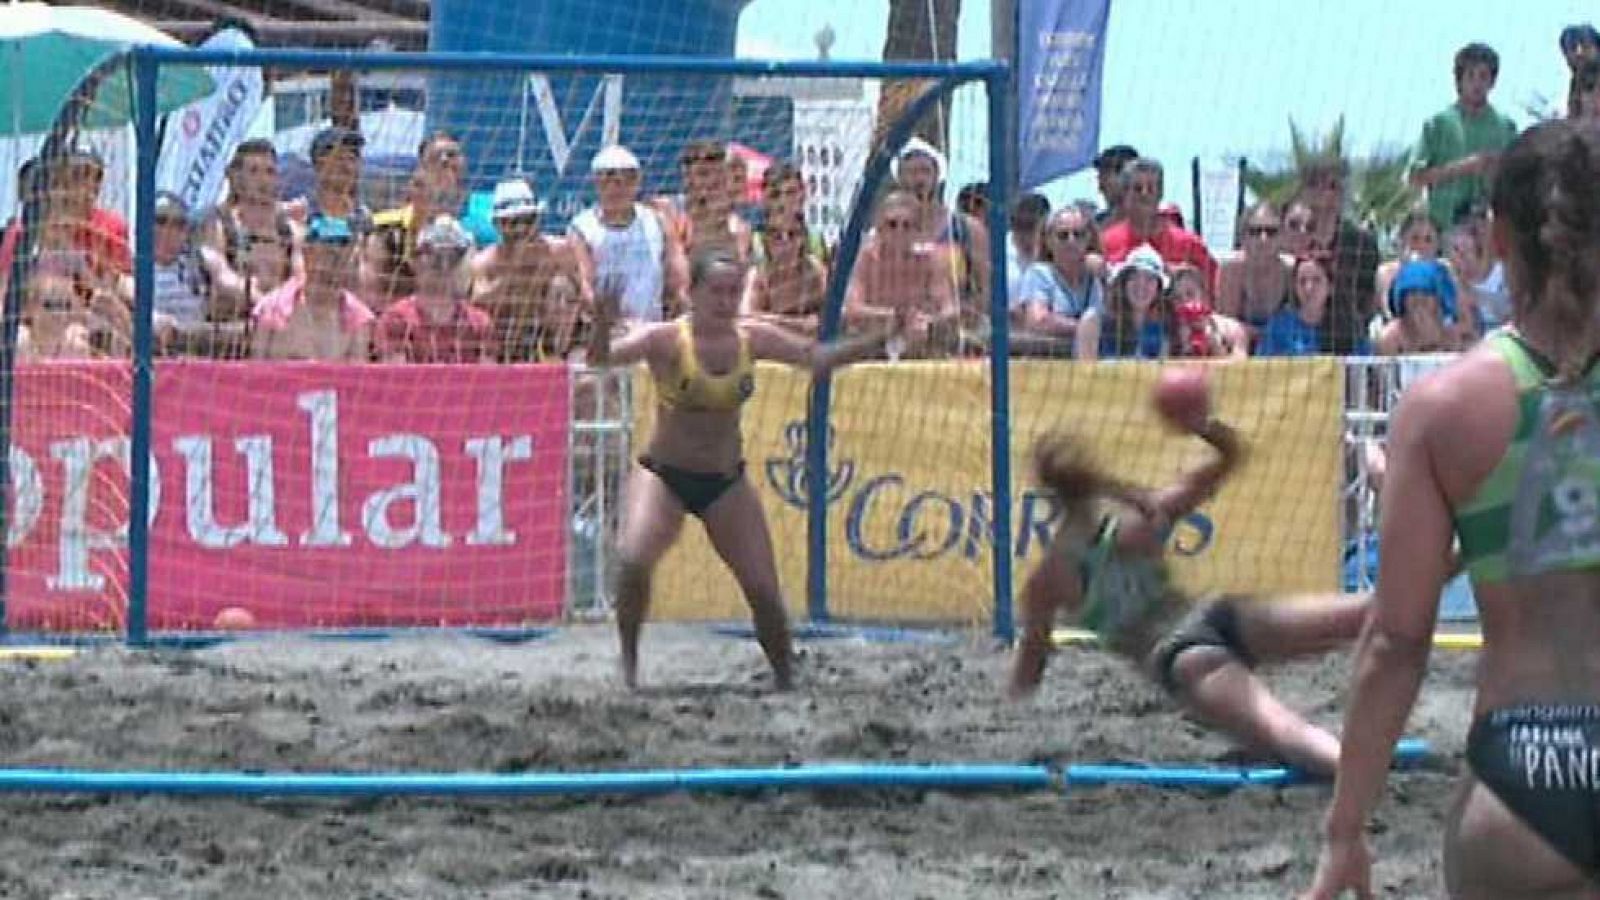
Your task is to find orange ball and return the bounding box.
[213,606,256,631]
[1153,366,1211,432]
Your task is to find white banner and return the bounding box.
[154,26,265,214]
[1196,159,1243,255]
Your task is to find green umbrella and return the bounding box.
[0,2,215,136]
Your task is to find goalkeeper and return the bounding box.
[587,249,898,690]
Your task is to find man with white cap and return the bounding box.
[568,145,688,324]
[891,138,991,352]
[472,177,587,362]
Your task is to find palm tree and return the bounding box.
[1243,117,1420,252]
[875,0,961,155]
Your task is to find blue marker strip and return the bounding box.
[1063,738,1432,790]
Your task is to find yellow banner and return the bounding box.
[637,357,1343,623]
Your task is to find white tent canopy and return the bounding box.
[273,106,426,162]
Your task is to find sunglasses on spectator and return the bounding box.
[417,247,465,264]
[39,292,75,313]
[769,228,805,242]
[498,215,539,228]
[1247,225,1280,238]
[683,153,724,166]
[1052,228,1089,241]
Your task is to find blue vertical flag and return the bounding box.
[1017,0,1111,190]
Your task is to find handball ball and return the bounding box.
[1154,366,1211,431]
[213,606,256,631]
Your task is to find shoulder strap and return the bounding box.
[674,317,698,378]
[1493,330,1560,390]
[734,323,753,372]
[639,204,665,255]
[220,209,244,268]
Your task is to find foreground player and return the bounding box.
[1008,369,1370,776]
[588,249,896,690]
[1304,120,1600,900]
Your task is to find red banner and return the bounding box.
[5,361,570,631]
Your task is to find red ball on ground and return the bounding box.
[213,606,256,631]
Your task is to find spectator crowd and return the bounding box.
[5,31,1599,366]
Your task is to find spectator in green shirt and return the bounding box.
[1409,43,1519,233]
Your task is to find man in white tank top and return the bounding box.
[568,145,689,324]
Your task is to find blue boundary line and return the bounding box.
[0,740,1431,798]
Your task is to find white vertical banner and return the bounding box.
[1195,159,1243,255]
[154,26,266,213]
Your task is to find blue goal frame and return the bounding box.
[0,48,1013,646]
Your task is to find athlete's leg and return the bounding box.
[1167,646,1343,776]
[699,475,793,689]
[1008,537,1082,699]
[1161,594,1369,775]
[1229,592,1371,665]
[614,463,687,688]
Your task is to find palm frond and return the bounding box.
[1245,120,1420,250]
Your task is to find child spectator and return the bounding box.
[1374,258,1462,355]
[1169,265,1248,359]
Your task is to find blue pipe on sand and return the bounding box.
[0,740,1430,798]
[1063,738,1432,790]
[0,764,1054,797]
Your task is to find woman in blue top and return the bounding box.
[1075,244,1172,361]
[1012,206,1103,357]
[1258,254,1334,357]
